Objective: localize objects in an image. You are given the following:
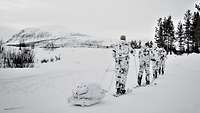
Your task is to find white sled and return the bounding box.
[68,82,107,106]
[68,96,104,106]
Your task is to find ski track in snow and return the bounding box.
[0,48,200,113]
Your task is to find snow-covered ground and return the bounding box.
[0,48,200,113]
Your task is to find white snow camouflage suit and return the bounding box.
[112,40,134,94]
[151,47,160,79]
[157,48,167,75]
[137,46,152,86]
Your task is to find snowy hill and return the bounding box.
[6,28,52,44]
[5,28,106,48]
[0,48,200,113]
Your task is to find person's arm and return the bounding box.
[112,44,117,59]
[138,51,141,59]
[129,43,136,56]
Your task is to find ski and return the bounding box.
[68,96,102,107]
[133,82,157,89]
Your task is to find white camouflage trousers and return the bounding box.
[114,56,129,90]
[138,60,150,83]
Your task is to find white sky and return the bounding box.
[0,0,198,41]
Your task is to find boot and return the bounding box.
[146,80,150,85]
[153,71,157,79]
[162,67,164,75]
[146,75,150,85]
[159,68,161,75]
[120,84,126,94]
[121,89,126,95]
[137,76,142,86]
[116,88,120,95]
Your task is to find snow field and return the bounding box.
[0,48,200,113]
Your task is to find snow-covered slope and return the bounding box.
[0,48,200,113]
[6,28,53,44]
[5,28,105,48]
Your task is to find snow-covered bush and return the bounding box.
[50,57,54,62]
[55,55,61,61]
[0,40,4,68]
[0,40,3,53]
[41,59,49,63]
[1,47,34,68]
[43,42,59,51]
[40,55,61,64]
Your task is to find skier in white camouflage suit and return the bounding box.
[151,46,160,79]
[137,43,152,86]
[112,35,135,95]
[158,48,167,75]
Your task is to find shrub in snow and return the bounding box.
[50,57,54,62]
[0,40,4,68]
[1,47,34,68]
[40,55,61,64]
[43,42,59,51]
[41,59,49,63]
[55,55,61,61]
[0,40,3,53]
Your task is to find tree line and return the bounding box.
[155,3,200,55]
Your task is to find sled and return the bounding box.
[68,96,103,106]
[68,82,107,106]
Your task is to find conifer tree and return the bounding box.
[183,10,192,54]
[155,18,165,48]
[191,12,200,52]
[176,21,185,53]
[162,16,175,54]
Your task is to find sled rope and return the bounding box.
[133,55,138,76]
[107,69,115,92]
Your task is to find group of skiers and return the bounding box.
[69,35,167,106]
[112,35,167,96]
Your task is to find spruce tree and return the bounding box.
[155,18,165,48]
[176,21,185,53]
[168,16,175,54]
[194,3,200,52]
[183,10,192,54]
[194,19,200,52]
[191,12,200,52]
[162,16,175,54]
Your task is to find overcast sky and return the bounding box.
[0,0,198,40]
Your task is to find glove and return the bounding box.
[130,50,133,54]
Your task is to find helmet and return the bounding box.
[145,42,149,47]
[120,35,126,40]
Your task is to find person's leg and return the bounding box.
[145,62,150,85]
[161,60,165,75]
[116,58,126,95]
[152,61,157,79]
[138,62,144,86]
[116,81,120,94]
[158,60,162,75]
[120,58,129,94]
[155,61,159,78]
[122,69,128,94]
[120,82,126,94]
[115,61,121,95]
